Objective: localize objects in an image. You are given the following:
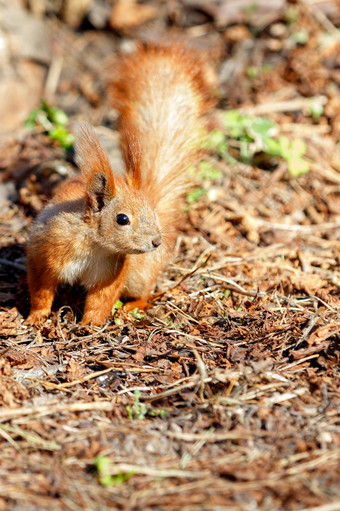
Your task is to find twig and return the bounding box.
[56,367,117,389]
[284,450,340,476]
[311,295,338,313]
[278,354,320,371]
[0,258,26,271]
[239,95,328,116]
[162,254,212,296]
[166,431,254,442]
[165,301,200,324]
[0,400,114,423]
[253,218,340,233]
[302,502,340,511]
[95,462,210,479]
[281,123,331,135]
[190,347,208,399]
[301,0,340,35]
[142,376,212,402]
[0,426,21,452]
[44,55,64,101]
[203,274,308,311]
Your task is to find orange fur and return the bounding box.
[26,43,210,326]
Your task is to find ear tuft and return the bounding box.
[74,121,116,204]
[120,120,142,189]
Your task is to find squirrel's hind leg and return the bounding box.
[123,298,149,312]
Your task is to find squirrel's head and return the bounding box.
[94,178,162,254]
[74,122,162,254]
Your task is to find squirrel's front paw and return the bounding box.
[25,310,50,326]
[81,310,108,326]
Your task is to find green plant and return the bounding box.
[126,391,168,420]
[149,408,168,419]
[126,390,147,420]
[93,455,134,486]
[197,161,223,181]
[25,100,74,149]
[310,99,324,120]
[112,299,124,325]
[129,308,144,320]
[186,160,222,205]
[206,110,310,177]
[246,66,259,78]
[291,29,309,46]
[186,187,207,204]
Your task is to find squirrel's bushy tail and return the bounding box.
[110,43,211,222]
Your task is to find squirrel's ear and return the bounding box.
[86,172,113,212]
[74,122,116,211]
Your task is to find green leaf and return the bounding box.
[113,299,123,310]
[186,188,207,204]
[94,455,111,474]
[223,110,247,138]
[198,161,223,181]
[292,30,309,45]
[263,137,281,156]
[290,138,307,158]
[287,156,310,177]
[240,140,254,163]
[278,136,292,159]
[204,129,225,152]
[129,308,144,320]
[223,109,242,127]
[49,126,74,149]
[93,455,134,486]
[310,100,324,120]
[48,106,69,126]
[246,66,259,78]
[24,107,42,128]
[126,405,133,420]
[247,117,277,140]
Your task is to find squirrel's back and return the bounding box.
[111,44,211,220]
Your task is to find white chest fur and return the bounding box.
[59,250,118,289]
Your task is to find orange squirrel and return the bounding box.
[26,44,210,326]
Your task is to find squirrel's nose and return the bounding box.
[152,235,162,248]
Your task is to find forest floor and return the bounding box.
[0,1,339,510]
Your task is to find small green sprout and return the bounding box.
[149,408,168,419]
[197,161,223,181]
[310,99,324,120]
[284,6,299,24]
[126,390,147,420]
[292,30,309,46]
[113,299,123,311]
[204,129,228,157]
[246,66,259,78]
[25,100,74,149]
[186,188,207,204]
[129,308,144,320]
[112,299,124,325]
[93,455,134,486]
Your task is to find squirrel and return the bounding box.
[26,43,211,326]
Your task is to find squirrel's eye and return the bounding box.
[116,214,130,226]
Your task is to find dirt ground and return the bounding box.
[0,1,339,510]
